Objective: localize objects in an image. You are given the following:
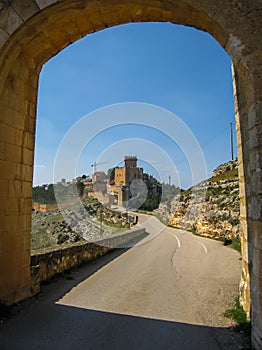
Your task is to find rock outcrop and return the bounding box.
[155,160,240,240]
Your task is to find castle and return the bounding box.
[109,156,143,207]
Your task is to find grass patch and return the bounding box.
[180,188,192,196]
[224,298,251,346]
[224,298,248,325]
[231,238,241,253]
[210,168,238,183]
[136,209,154,215]
[101,219,129,229]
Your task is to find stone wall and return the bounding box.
[33,202,59,212]
[30,228,147,294]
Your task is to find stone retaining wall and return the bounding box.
[30,228,147,294]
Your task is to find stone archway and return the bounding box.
[0,0,261,348]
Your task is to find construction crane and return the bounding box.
[91,161,108,173]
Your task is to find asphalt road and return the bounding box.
[0,214,246,349]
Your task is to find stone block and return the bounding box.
[0,123,16,144]
[251,171,262,195]
[17,65,30,84]
[0,27,8,48]
[1,214,19,231]
[25,30,54,60]
[249,125,262,150]
[15,129,23,146]
[43,24,69,52]
[8,110,25,131]
[28,101,36,118]
[18,212,32,230]
[248,102,262,129]
[238,180,247,196]
[0,6,23,35]
[250,246,262,281]
[35,0,57,10]
[22,181,32,197]
[27,71,38,90]
[8,179,22,197]
[9,93,24,115]
[25,165,33,182]
[24,197,32,209]
[33,47,56,66]
[5,142,21,163]
[0,179,8,197]
[18,164,33,182]
[23,231,31,249]
[0,159,17,179]
[24,132,35,150]
[250,221,262,250]
[0,197,19,213]
[242,237,248,261]
[16,164,32,181]
[239,272,250,317]
[13,76,26,93]
[12,0,40,21]
[0,139,5,155]
[22,147,34,165]
[250,196,262,221]
[27,117,36,135]
[249,150,261,172]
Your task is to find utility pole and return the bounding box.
[230,122,234,161]
[168,176,171,186]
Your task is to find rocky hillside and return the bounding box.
[155,160,240,240]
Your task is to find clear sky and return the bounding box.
[34,22,236,189]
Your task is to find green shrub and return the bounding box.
[224,298,248,325]
[231,238,241,253]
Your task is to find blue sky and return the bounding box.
[34,22,236,189]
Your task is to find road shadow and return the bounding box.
[0,302,250,350]
[0,246,250,350]
[0,247,131,324]
[38,247,133,303]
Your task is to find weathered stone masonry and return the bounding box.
[30,228,147,294]
[0,1,261,348]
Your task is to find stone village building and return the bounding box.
[108,156,143,206]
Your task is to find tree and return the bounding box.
[32,184,56,204]
[108,167,119,183]
[76,181,85,197]
[138,173,162,211]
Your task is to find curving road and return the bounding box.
[0,214,246,349]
